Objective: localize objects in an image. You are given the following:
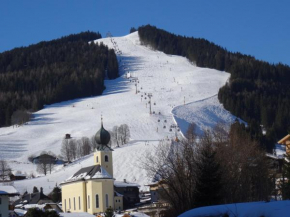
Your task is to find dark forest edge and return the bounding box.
[138,25,290,151]
[0,31,119,127]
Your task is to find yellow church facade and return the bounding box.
[61,122,123,214]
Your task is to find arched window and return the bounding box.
[79,196,81,210]
[96,194,99,208]
[74,197,76,210]
[106,194,109,208]
[96,156,99,163]
[105,155,109,162]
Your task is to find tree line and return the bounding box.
[61,124,130,162]
[138,25,290,151]
[0,31,119,127]
[144,122,273,216]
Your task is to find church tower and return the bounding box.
[93,118,114,177]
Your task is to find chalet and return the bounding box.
[9,173,26,181]
[32,154,57,164]
[0,186,20,217]
[278,134,290,155]
[114,180,140,208]
[146,180,169,203]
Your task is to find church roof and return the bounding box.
[62,165,113,184]
[95,122,111,146]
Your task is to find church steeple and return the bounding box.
[95,116,111,149]
[94,116,114,177]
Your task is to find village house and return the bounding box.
[13,187,53,207]
[61,120,140,215]
[114,180,140,209]
[278,134,290,155]
[0,186,20,217]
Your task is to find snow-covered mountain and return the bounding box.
[0,32,238,194]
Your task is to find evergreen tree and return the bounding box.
[0,31,119,127]
[50,185,61,202]
[104,206,114,217]
[33,186,39,193]
[280,154,290,199]
[195,143,222,207]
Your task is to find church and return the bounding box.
[61,121,125,214]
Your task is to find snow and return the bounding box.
[275,143,286,157]
[172,95,246,135]
[0,32,238,195]
[179,200,290,217]
[0,186,19,195]
[60,213,95,217]
[114,212,149,217]
[90,166,112,179]
[14,209,27,216]
[114,180,140,188]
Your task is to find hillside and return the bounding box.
[138,25,290,151]
[0,32,236,194]
[0,31,118,127]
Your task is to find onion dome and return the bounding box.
[95,119,110,146]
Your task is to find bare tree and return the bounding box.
[143,139,199,216]
[11,110,31,126]
[69,139,77,160]
[186,123,197,143]
[36,152,56,175]
[90,135,98,151]
[77,137,92,157]
[0,160,11,182]
[37,158,49,176]
[120,124,130,145]
[215,122,271,203]
[143,122,272,215]
[111,126,120,147]
[61,139,71,162]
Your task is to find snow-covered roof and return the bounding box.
[0,186,19,196]
[266,153,284,160]
[115,191,123,197]
[14,209,27,216]
[62,165,113,184]
[114,212,149,217]
[114,180,140,188]
[59,212,96,217]
[179,200,290,217]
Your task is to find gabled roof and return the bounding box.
[278,134,290,145]
[62,165,113,184]
[0,186,19,196]
[13,191,51,205]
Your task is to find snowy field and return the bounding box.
[0,32,236,194]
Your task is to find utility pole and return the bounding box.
[132,78,138,94]
[148,93,153,114]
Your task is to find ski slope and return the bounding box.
[0,32,236,194]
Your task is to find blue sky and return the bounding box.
[1,0,290,65]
